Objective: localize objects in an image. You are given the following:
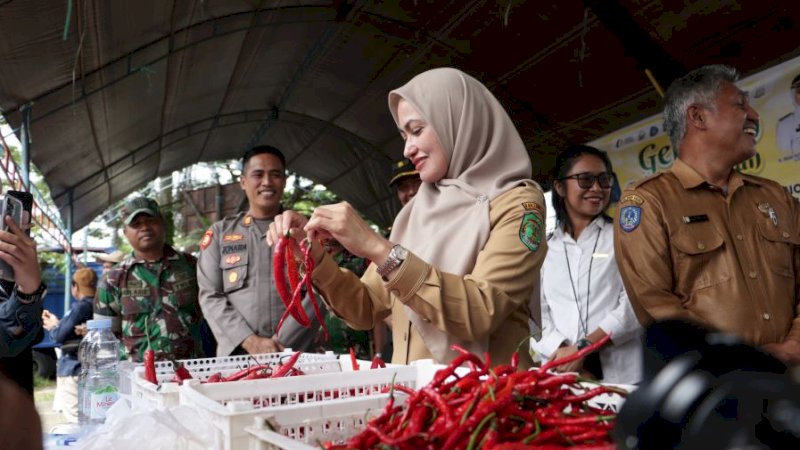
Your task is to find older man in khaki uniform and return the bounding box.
[615,64,800,366]
[197,146,321,356]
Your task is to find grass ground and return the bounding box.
[34,375,67,432]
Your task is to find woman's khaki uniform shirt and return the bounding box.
[311,184,547,367]
[614,158,800,346]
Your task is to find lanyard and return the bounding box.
[563,226,602,339]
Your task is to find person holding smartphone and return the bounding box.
[0,192,47,395]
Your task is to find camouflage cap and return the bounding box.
[120,197,162,225]
[389,158,420,186]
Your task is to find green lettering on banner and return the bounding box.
[638,143,677,174]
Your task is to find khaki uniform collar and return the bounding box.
[671,158,764,193]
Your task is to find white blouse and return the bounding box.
[532,217,643,384]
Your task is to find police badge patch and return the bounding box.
[619,206,642,232]
[199,229,213,250]
[519,212,543,252]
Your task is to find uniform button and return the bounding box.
[762,313,771,320]
[735,234,743,241]
[782,231,790,239]
[422,317,431,323]
[748,271,757,279]
[697,243,706,250]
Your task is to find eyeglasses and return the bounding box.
[559,172,614,189]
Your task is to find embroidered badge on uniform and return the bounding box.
[519,212,543,252]
[621,194,644,205]
[225,254,241,265]
[223,234,244,242]
[619,206,642,232]
[199,229,213,250]
[521,202,544,213]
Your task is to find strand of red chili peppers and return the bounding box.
[274,237,329,340]
[274,234,311,325]
[325,335,622,450]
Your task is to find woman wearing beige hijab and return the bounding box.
[268,68,547,367]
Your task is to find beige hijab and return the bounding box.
[388,68,534,362]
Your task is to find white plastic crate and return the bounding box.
[130,350,338,409]
[245,395,399,450]
[179,359,442,450]
[245,379,634,450]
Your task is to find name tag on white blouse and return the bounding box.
[592,253,609,259]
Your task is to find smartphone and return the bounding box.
[7,190,33,236]
[0,193,26,281]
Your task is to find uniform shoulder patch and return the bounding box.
[620,194,644,205]
[521,201,544,213]
[619,206,642,232]
[519,211,543,252]
[199,229,213,250]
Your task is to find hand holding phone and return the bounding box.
[0,190,40,291]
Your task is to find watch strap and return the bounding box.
[16,282,47,304]
[376,245,404,278]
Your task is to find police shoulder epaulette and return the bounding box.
[627,172,665,189]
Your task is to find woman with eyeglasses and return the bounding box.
[531,145,643,384]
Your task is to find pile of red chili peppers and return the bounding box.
[326,336,622,449]
[274,235,328,340]
[143,350,306,385]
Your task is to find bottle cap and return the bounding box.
[86,319,113,330]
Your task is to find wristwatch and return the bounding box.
[576,337,593,351]
[16,282,47,305]
[376,244,408,278]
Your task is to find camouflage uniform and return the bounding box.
[324,250,371,359]
[95,245,202,362]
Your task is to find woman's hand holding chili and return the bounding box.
[304,202,391,263]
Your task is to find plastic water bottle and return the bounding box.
[79,319,120,426]
[77,320,100,425]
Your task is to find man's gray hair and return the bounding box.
[663,65,739,151]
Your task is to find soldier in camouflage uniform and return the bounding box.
[95,197,203,362]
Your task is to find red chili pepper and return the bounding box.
[273,235,292,307]
[539,334,611,374]
[206,372,222,383]
[223,364,271,382]
[349,347,359,371]
[301,240,328,340]
[275,276,312,335]
[144,349,157,384]
[272,351,302,378]
[173,362,193,381]
[370,354,386,369]
[285,240,300,293]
